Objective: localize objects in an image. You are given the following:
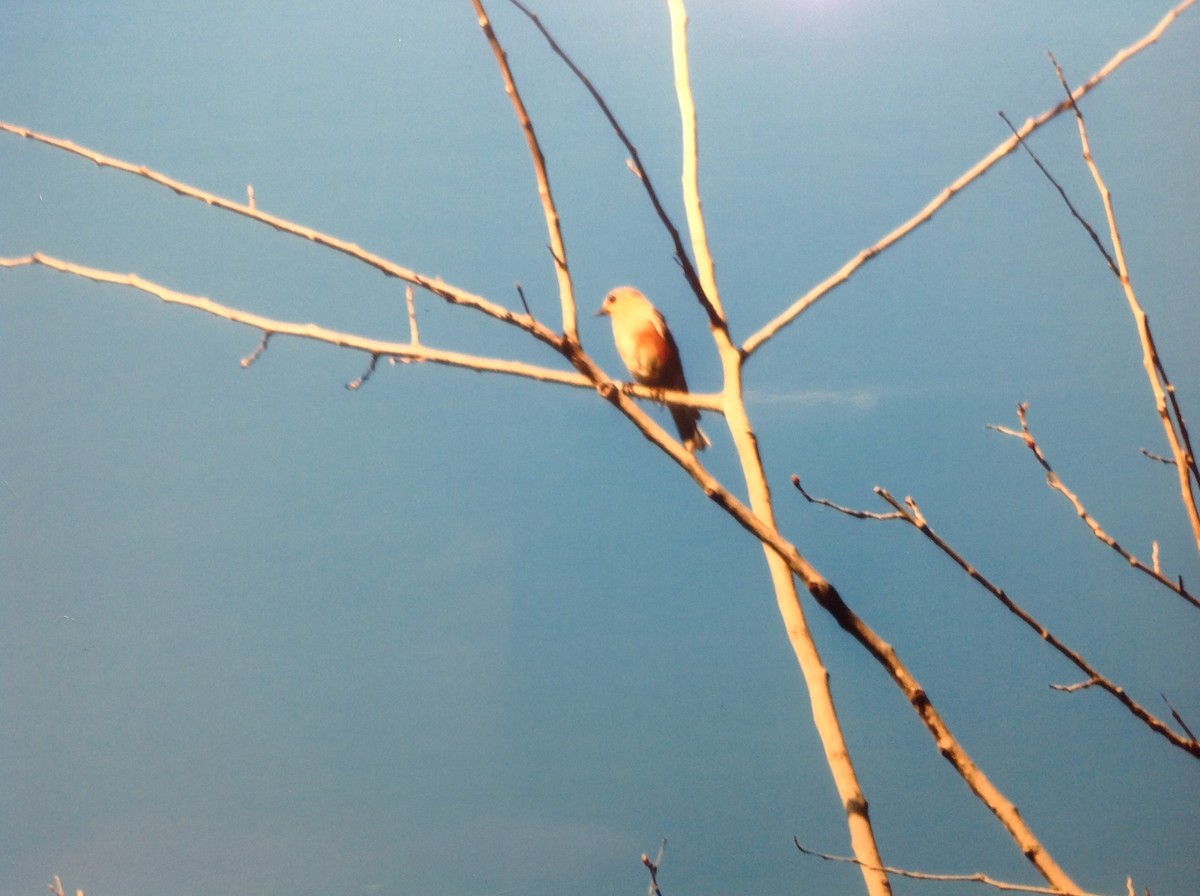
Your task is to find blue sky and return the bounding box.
[2,2,1198,895]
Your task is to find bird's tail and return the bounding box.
[671,406,711,453]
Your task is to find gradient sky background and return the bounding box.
[2,2,1198,895]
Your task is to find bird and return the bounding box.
[597,286,710,452]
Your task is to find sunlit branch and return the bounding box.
[666,0,724,325]
[793,839,1105,896]
[0,120,539,341]
[794,475,1199,756]
[1,253,723,412]
[741,0,1197,357]
[405,285,421,346]
[472,0,578,342]
[990,404,1198,610]
[1049,55,1200,557]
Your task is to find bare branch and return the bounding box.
[405,285,421,346]
[503,0,712,317]
[792,476,903,521]
[0,120,540,340]
[996,109,1118,275]
[2,253,722,415]
[992,404,1198,610]
[794,838,1106,896]
[240,331,272,369]
[1163,693,1197,742]
[471,0,578,342]
[641,839,667,896]
[1050,54,1200,555]
[1140,448,1176,466]
[1050,678,1102,694]
[515,282,532,318]
[741,0,1197,356]
[865,487,1199,757]
[346,353,380,391]
[666,0,725,325]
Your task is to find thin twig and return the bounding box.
[792,475,903,520]
[641,839,667,896]
[346,353,380,390]
[1163,693,1197,741]
[471,0,577,342]
[1141,448,1176,466]
[991,403,1198,609]
[996,109,1118,275]
[741,0,1197,356]
[1050,678,1102,694]
[793,839,1105,896]
[515,282,532,317]
[240,330,272,368]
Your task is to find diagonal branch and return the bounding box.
[991,404,1197,610]
[1049,55,1200,558]
[0,120,537,340]
[867,485,1199,758]
[740,0,1196,357]
[471,0,578,342]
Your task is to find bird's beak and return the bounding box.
[595,305,608,318]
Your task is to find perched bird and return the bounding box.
[597,286,710,452]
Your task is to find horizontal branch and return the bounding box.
[794,838,1106,896]
[741,0,1196,357]
[0,253,723,412]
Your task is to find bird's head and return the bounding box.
[597,286,653,319]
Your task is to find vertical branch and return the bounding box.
[472,0,579,343]
[664,4,889,892]
[665,0,725,326]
